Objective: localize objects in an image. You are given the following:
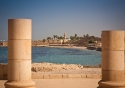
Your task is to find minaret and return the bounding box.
[64,32,66,40]
[63,32,66,43]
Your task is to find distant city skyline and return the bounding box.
[0,0,125,40]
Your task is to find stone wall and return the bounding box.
[0,64,7,79]
[0,63,102,79]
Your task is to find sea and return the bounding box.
[0,47,101,66]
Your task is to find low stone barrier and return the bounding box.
[32,74,101,79]
[0,64,101,79]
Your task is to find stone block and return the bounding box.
[0,64,3,79]
[86,74,101,79]
[8,19,31,40]
[102,70,124,81]
[8,40,31,60]
[8,60,31,81]
[49,74,62,79]
[102,51,124,70]
[102,30,124,51]
[81,74,87,78]
[4,75,8,80]
[43,74,49,79]
[32,75,43,79]
[3,64,8,76]
[0,64,8,79]
[68,74,81,78]
[62,74,69,78]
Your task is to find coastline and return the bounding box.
[0,46,101,88]
[0,46,101,79]
[36,45,101,51]
[43,45,88,50]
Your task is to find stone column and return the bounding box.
[98,30,125,88]
[5,19,35,88]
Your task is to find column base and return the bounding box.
[5,87,35,88]
[5,80,35,88]
[98,80,125,88]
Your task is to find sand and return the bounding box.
[32,62,101,75]
[0,79,100,88]
[31,46,101,76]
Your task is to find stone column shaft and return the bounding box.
[5,19,35,88]
[98,30,125,88]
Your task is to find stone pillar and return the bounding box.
[5,19,35,88]
[98,30,125,88]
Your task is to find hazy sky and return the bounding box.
[0,0,125,40]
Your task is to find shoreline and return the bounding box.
[1,45,101,51]
[34,46,101,67]
[47,45,88,50]
[34,45,101,51]
[0,46,101,79]
[32,62,101,74]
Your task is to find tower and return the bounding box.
[63,32,66,43]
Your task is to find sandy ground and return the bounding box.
[0,79,100,88]
[31,46,101,75]
[32,63,101,75]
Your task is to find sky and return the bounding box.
[0,0,125,40]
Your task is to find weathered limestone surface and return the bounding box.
[98,30,125,88]
[86,74,101,79]
[5,19,35,88]
[102,51,124,70]
[102,30,124,51]
[49,74,62,79]
[68,74,81,78]
[31,63,84,72]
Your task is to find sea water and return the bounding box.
[0,47,101,66]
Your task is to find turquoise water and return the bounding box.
[0,47,101,66]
